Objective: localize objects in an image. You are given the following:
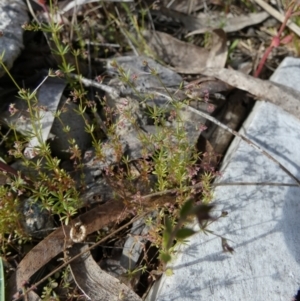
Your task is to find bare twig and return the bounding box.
[69,73,120,98]
[213,182,298,187]
[114,6,139,56]
[184,104,300,185]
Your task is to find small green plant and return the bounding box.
[159,199,214,264]
[0,1,224,299]
[40,277,59,300]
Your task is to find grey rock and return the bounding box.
[49,97,92,159]
[0,0,29,77]
[20,198,54,238]
[121,214,154,270]
[106,55,184,92]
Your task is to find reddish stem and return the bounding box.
[254,3,296,77]
[0,161,32,186]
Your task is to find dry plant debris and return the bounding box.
[0,0,300,300]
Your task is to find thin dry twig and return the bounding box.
[213,182,298,187]
[69,73,120,98]
[114,6,139,56]
[184,104,300,185]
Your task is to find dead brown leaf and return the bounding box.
[8,192,179,299]
[142,29,227,74]
[7,200,125,300]
[183,77,232,98]
[69,244,142,301]
[203,29,228,69]
[200,68,300,119]
[142,30,209,73]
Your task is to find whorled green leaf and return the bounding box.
[175,227,196,240]
[162,231,170,250]
[165,268,174,276]
[193,204,215,226]
[179,199,194,219]
[159,251,172,264]
[164,215,173,234]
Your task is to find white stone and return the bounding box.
[146,57,300,301]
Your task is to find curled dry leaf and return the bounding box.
[188,12,270,34]
[200,68,300,120]
[142,29,227,74]
[69,244,142,301]
[8,193,178,299]
[205,29,228,69]
[7,200,125,300]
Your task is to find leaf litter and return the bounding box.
[142,28,228,73]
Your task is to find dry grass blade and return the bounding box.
[69,73,120,98]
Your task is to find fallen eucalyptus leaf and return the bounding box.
[142,29,227,74]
